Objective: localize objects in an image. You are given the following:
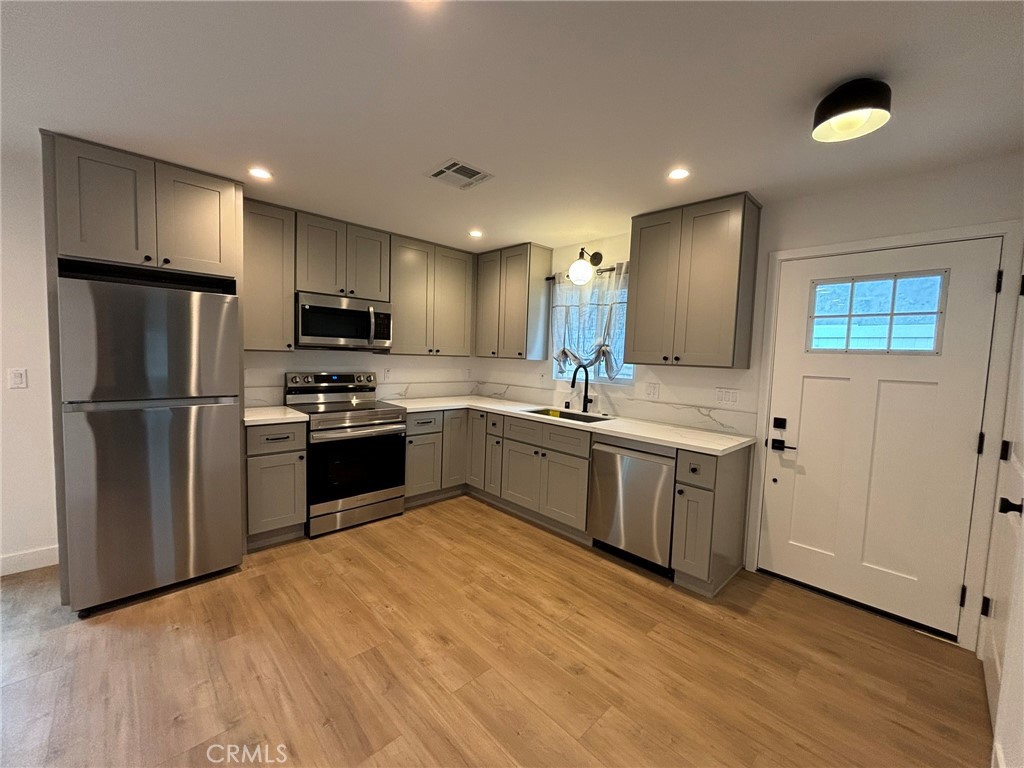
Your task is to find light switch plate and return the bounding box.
[7,368,27,389]
[645,383,660,400]
[715,387,739,405]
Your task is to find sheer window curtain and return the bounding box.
[551,262,630,380]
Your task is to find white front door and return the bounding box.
[759,238,1003,635]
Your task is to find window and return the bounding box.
[551,269,634,382]
[807,270,947,354]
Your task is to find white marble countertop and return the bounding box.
[243,406,309,426]
[382,396,755,456]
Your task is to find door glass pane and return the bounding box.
[852,279,894,314]
[890,314,939,351]
[811,317,848,349]
[848,315,890,350]
[814,282,851,315]
[894,275,942,313]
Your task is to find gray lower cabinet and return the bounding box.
[484,435,503,496]
[539,450,588,531]
[54,136,157,265]
[467,410,487,490]
[441,410,469,488]
[501,439,542,512]
[246,451,306,535]
[671,484,715,580]
[155,163,240,278]
[243,201,296,351]
[406,433,443,496]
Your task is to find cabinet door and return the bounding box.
[501,439,542,512]
[155,164,238,277]
[247,452,306,535]
[673,195,745,367]
[539,451,589,531]
[671,485,715,580]
[390,237,434,355]
[296,213,347,294]
[243,201,296,351]
[624,209,682,365]
[467,410,487,490]
[475,251,501,358]
[485,436,503,496]
[441,409,469,488]
[433,247,474,357]
[498,244,530,359]
[347,225,390,301]
[55,137,157,265]
[406,433,442,496]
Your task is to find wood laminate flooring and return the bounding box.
[1,497,991,767]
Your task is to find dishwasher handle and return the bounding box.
[592,442,675,466]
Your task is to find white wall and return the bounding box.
[2,149,1021,575]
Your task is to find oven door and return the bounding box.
[307,423,406,515]
[296,293,392,350]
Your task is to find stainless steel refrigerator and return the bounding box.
[57,271,243,612]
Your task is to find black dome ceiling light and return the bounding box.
[812,78,892,142]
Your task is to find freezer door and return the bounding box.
[62,401,242,610]
[58,277,239,402]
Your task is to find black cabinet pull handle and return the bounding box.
[415,420,432,425]
[264,435,290,442]
[161,258,170,265]
[998,497,1023,515]
[662,356,669,362]
[142,255,152,262]
[770,438,798,452]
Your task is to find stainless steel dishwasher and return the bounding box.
[587,442,676,566]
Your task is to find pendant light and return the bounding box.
[812,78,891,143]
[568,248,603,285]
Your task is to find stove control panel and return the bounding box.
[284,371,378,388]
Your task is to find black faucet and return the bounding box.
[570,363,594,413]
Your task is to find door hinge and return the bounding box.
[959,585,967,607]
[996,270,1003,293]
[1001,440,1012,461]
[981,596,992,617]
[977,432,985,455]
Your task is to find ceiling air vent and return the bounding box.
[427,158,493,190]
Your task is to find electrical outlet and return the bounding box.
[715,387,739,405]
[7,368,27,389]
[644,383,660,400]
[382,368,392,383]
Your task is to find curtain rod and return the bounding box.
[545,266,618,282]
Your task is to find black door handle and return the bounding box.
[998,497,1023,515]
[770,438,798,452]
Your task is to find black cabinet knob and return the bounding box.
[435,350,440,355]
[533,450,539,456]
[142,255,152,262]
[339,288,346,293]
[677,489,684,496]
[690,466,698,474]
[662,356,669,362]
[286,343,292,349]
[495,439,501,445]
[161,258,170,265]
[428,349,434,354]
[673,356,680,362]
[517,352,523,357]
[541,452,547,457]
[491,351,496,356]
[349,290,355,294]
[298,455,304,461]
[408,440,413,444]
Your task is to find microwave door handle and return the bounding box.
[368,305,375,346]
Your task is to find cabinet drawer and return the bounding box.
[406,411,443,435]
[246,423,306,456]
[676,449,717,490]
[504,417,543,444]
[541,424,591,459]
[486,413,504,436]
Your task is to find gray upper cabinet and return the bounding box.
[441,410,469,488]
[625,193,760,369]
[624,209,682,365]
[433,247,474,356]
[539,450,589,531]
[467,410,487,490]
[55,137,157,266]
[155,163,240,277]
[296,213,347,295]
[243,201,296,351]
[391,238,473,357]
[346,225,390,301]
[391,237,434,355]
[476,243,551,360]
[475,251,501,358]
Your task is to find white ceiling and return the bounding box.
[2,2,1021,250]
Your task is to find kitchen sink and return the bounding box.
[527,408,611,424]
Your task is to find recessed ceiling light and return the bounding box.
[468,229,483,238]
[812,78,891,142]
[248,166,273,180]
[668,168,690,180]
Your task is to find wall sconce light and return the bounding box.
[568,248,603,285]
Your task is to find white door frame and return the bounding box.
[746,220,1024,651]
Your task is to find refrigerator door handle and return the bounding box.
[63,396,239,412]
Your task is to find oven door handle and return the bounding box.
[309,423,406,442]
[368,306,375,346]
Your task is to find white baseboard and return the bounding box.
[1,545,59,576]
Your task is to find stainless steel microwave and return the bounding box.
[296,293,392,351]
